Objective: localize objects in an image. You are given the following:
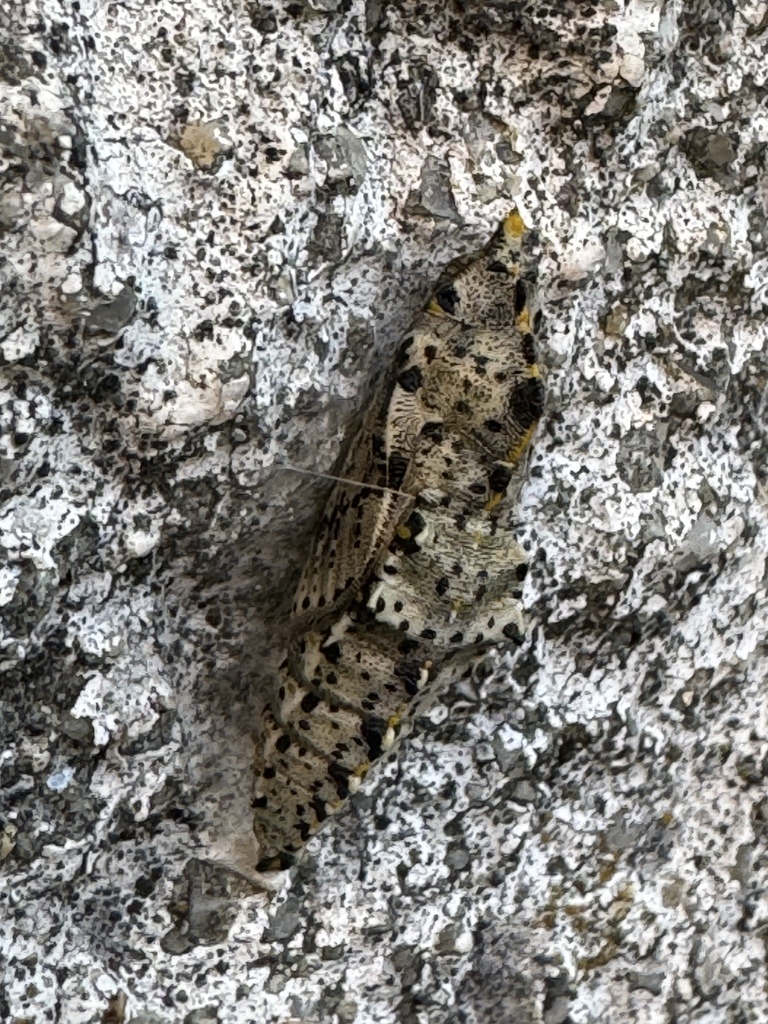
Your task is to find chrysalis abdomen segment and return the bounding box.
[253,617,435,868]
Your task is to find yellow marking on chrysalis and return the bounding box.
[396,524,411,539]
[484,491,504,512]
[508,423,537,463]
[504,208,527,239]
[517,308,531,332]
[428,298,446,317]
[528,363,541,378]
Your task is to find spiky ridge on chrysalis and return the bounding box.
[253,211,544,871]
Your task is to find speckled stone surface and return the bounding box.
[2,1,767,1022]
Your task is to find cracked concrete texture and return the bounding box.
[2,0,768,1021]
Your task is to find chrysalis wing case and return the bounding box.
[253,211,544,871]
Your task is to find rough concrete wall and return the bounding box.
[2,0,767,1021]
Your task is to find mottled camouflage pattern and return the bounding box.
[253,212,544,870]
